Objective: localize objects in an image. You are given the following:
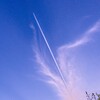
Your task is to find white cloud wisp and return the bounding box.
[59,20,100,50]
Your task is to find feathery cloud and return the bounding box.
[34,45,84,100]
[33,20,100,100]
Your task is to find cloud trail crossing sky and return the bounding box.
[32,20,95,100]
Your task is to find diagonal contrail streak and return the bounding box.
[33,13,68,90]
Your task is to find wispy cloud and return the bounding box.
[59,20,100,50]
[33,20,100,100]
[33,39,81,100]
[34,41,84,100]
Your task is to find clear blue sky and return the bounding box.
[0,0,100,100]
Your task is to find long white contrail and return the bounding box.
[33,13,68,89]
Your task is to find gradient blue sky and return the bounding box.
[0,0,100,100]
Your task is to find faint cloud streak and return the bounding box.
[59,20,100,50]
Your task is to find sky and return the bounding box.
[0,0,100,100]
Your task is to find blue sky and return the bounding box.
[0,0,100,100]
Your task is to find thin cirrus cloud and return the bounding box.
[59,20,100,50]
[33,20,100,100]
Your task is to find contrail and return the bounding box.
[33,13,68,90]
